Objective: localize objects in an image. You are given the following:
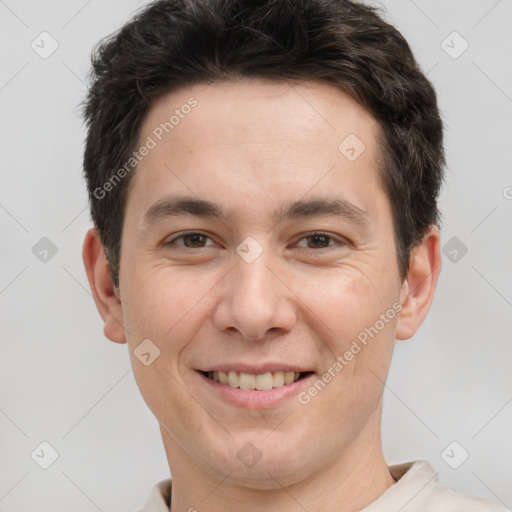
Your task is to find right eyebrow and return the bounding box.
[143,196,230,227]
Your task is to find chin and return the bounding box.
[200,432,320,488]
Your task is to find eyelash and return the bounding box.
[165,231,346,250]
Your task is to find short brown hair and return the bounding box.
[83,0,444,287]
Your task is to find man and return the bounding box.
[81,0,507,510]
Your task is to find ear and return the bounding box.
[82,227,126,344]
[396,225,442,340]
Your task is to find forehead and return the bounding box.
[142,78,377,150]
[125,79,388,229]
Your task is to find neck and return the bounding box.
[162,418,396,512]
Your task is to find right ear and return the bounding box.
[82,227,126,344]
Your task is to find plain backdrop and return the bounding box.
[1,0,511,510]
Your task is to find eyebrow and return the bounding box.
[143,195,370,227]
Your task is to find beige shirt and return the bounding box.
[138,460,509,512]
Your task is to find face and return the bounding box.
[113,80,411,486]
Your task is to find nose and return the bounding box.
[212,249,297,341]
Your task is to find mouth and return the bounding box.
[199,370,314,390]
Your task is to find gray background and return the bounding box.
[1,0,511,510]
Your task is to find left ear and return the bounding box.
[396,225,442,340]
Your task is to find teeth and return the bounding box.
[272,371,284,387]
[239,372,256,390]
[284,371,295,384]
[210,370,303,389]
[228,371,238,387]
[255,372,273,391]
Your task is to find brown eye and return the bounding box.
[182,233,208,247]
[305,234,332,249]
[295,232,341,250]
[166,232,213,248]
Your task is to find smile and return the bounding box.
[200,370,313,390]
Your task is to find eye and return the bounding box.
[295,232,345,250]
[164,231,346,251]
[165,232,215,249]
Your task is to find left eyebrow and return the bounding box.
[271,196,370,226]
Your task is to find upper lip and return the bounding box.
[197,363,313,374]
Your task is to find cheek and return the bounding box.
[121,262,217,345]
[297,266,398,387]
[298,267,386,341]
[298,270,397,420]
[120,264,216,426]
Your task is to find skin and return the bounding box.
[83,79,441,512]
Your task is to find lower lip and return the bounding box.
[197,372,314,409]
